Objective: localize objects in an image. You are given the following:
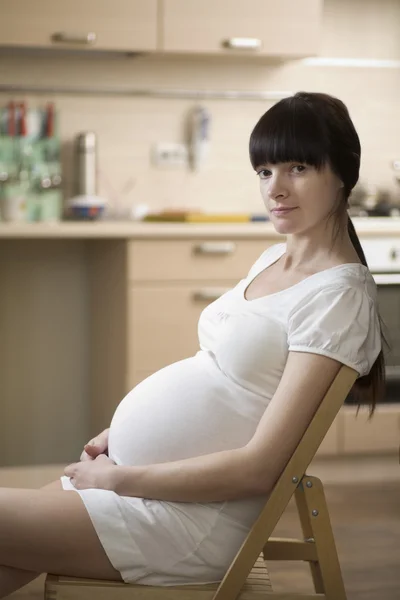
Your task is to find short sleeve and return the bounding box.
[287,284,381,377]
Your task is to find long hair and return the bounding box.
[249,91,387,415]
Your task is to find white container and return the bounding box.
[1,183,29,222]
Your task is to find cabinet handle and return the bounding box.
[193,288,231,302]
[222,38,262,51]
[52,32,97,45]
[193,242,236,255]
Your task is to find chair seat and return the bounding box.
[45,555,272,600]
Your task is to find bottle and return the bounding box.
[74,132,97,197]
[188,106,211,172]
[67,131,107,219]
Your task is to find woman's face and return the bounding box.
[256,161,343,236]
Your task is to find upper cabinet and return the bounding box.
[160,0,323,58]
[0,0,158,52]
[0,0,323,59]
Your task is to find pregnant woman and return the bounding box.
[0,92,384,597]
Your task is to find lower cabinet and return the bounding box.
[317,406,400,457]
[339,405,400,454]
[127,283,234,385]
[126,237,270,388]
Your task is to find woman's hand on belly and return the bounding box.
[65,454,119,491]
[80,428,110,462]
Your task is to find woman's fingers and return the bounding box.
[84,444,101,458]
[80,429,109,462]
[80,451,90,462]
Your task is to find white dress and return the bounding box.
[61,242,382,585]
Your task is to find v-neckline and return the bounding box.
[242,244,368,303]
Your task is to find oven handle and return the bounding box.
[372,273,400,285]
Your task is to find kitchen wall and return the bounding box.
[1,0,400,216]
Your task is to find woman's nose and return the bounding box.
[267,175,288,200]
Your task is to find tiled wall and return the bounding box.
[1,0,400,216]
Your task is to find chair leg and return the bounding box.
[294,475,347,600]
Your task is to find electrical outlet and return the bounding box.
[152,143,188,167]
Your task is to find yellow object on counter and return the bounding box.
[186,213,250,223]
[144,214,186,222]
[144,212,252,223]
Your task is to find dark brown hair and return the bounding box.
[249,91,387,415]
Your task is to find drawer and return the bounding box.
[128,239,273,281]
[128,283,235,372]
[340,406,400,454]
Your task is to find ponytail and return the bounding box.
[347,216,387,416]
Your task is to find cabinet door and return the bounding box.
[0,0,157,51]
[340,406,400,454]
[127,283,235,384]
[161,0,322,57]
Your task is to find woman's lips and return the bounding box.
[271,207,297,215]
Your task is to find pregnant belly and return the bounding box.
[108,352,261,467]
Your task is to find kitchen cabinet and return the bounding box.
[160,0,323,57]
[0,0,158,52]
[128,285,230,384]
[340,406,400,455]
[126,238,270,387]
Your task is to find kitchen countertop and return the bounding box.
[1,218,400,239]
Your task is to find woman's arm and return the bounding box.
[111,352,342,502]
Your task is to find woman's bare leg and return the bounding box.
[0,479,122,598]
[0,566,39,599]
[0,480,62,597]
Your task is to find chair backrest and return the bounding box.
[214,364,358,600]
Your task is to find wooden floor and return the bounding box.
[0,458,398,600]
[268,481,400,599]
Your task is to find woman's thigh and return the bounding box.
[0,484,122,581]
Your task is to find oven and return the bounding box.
[346,237,400,404]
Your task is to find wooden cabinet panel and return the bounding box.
[161,0,322,57]
[128,370,157,390]
[0,0,158,51]
[128,283,236,373]
[128,239,272,282]
[340,406,400,454]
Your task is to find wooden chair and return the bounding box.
[45,365,357,600]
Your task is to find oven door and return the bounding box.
[346,272,400,404]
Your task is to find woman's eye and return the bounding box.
[292,165,306,174]
[257,169,271,179]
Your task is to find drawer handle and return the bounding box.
[193,288,231,302]
[193,242,236,255]
[222,37,262,51]
[52,32,97,45]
